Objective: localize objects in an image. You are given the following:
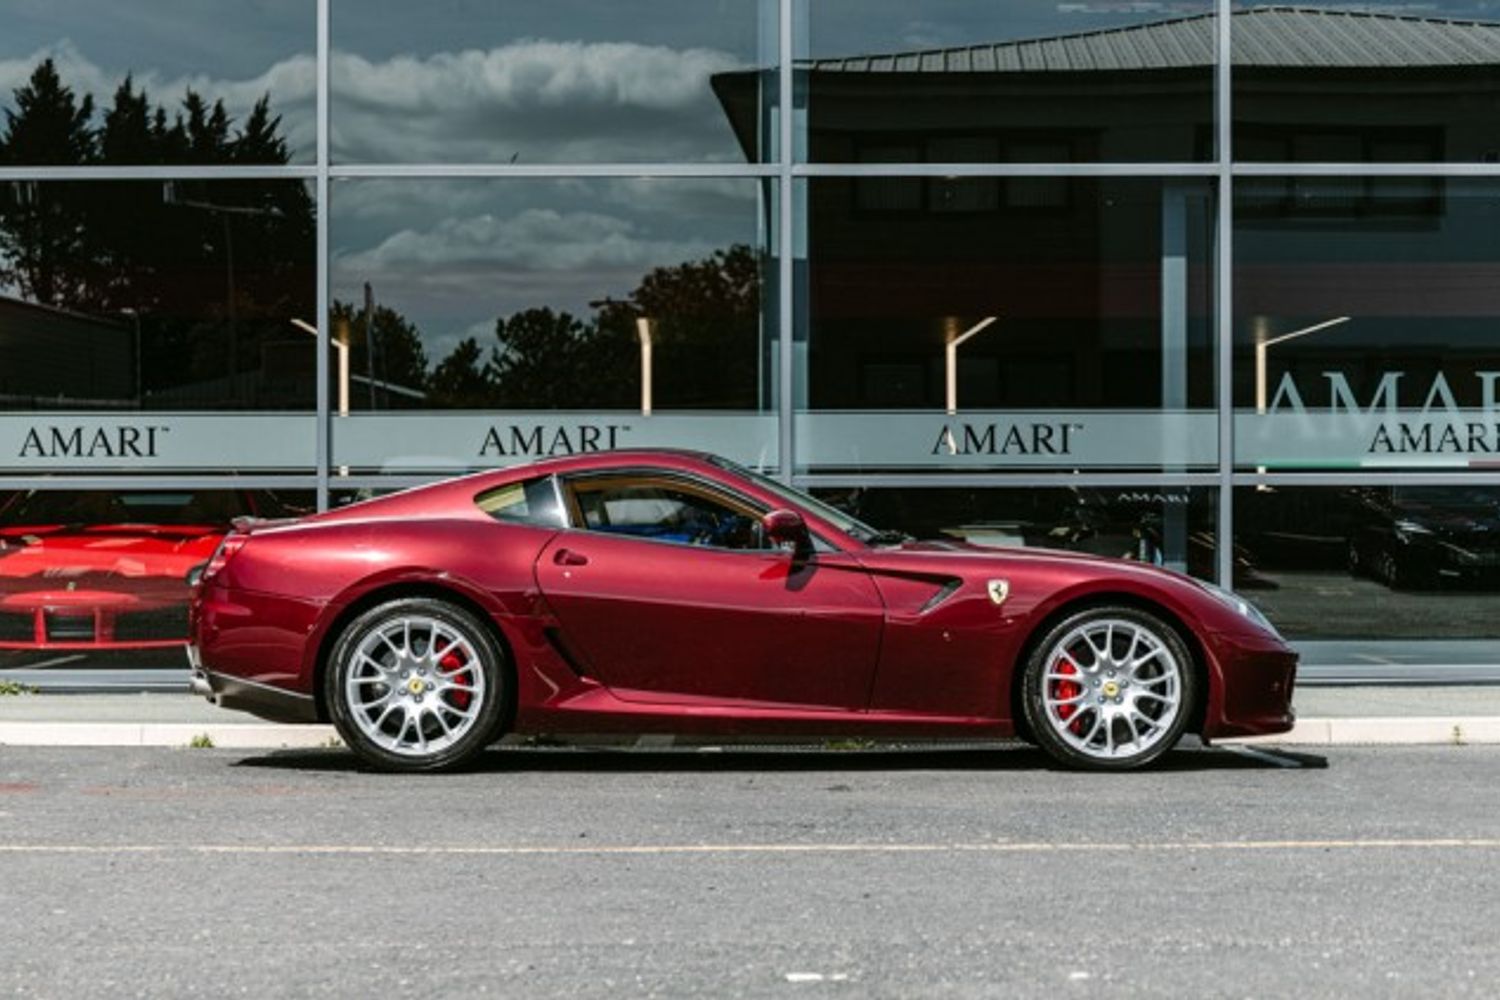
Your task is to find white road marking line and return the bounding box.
[1,654,87,671]
[1222,744,1304,768]
[2,838,1500,857]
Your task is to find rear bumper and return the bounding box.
[190,653,319,724]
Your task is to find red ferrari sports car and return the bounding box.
[189,450,1296,771]
[0,490,279,651]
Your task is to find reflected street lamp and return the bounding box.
[636,316,655,417]
[292,318,349,418]
[945,316,998,415]
[1252,315,1351,484]
[590,298,655,416]
[1254,316,1351,415]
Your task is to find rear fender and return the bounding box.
[300,567,518,682]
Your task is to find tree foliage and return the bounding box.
[0,57,764,412]
[0,59,314,407]
[423,244,764,410]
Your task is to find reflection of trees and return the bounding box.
[413,243,763,410]
[330,300,429,407]
[0,59,313,408]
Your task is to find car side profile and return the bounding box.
[188,450,1296,771]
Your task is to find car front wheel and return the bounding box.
[326,597,508,772]
[1021,607,1196,771]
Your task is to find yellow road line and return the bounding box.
[2,838,1499,857]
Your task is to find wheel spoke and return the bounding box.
[1077,712,1105,747]
[1129,648,1164,675]
[343,613,489,759]
[1040,617,1183,761]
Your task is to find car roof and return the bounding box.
[510,448,726,477]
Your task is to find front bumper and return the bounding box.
[1201,631,1298,741]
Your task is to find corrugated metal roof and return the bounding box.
[804,6,1500,74]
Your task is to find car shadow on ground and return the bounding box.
[235,743,1328,775]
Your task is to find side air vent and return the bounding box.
[543,627,591,678]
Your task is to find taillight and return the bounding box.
[201,532,250,584]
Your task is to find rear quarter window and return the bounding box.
[475,477,566,527]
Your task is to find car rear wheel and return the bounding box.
[1021,607,1196,771]
[326,598,508,772]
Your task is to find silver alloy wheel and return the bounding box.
[343,615,486,757]
[1040,617,1183,761]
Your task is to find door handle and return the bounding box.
[553,548,589,567]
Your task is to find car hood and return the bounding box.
[863,536,1191,581]
[1394,508,1500,538]
[0,525,224,579]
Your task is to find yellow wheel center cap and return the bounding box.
[407,678,425,695]
[1102,681,1120,698]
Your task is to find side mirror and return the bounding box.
[761,508,811,554]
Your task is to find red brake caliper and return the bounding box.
[439,651,471,710]
[1054,660,1084,733]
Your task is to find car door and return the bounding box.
[533,471,884,709]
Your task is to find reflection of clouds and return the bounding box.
[331,39,749,162]
[332,189,755,359]
[340,208,717,272]
[2,36,751,165]
[0,40,317,161]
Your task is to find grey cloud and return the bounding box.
[329,39,750,163]
[339,207,718,273]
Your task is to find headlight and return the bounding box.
[1198,580,1280,638]
[1394,519,1433,542]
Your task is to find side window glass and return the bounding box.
[476,477,565,527]
[569,479,766,551]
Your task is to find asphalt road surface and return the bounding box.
[3,743,1499,999]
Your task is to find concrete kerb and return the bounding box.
[3,717,1500,749]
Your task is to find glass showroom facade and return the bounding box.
[3,0,1500,675]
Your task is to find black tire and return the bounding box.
[1346,540,1364,578]
[325,597,509,772]
[1020,606,1197,772]
[1376,549,1409,590]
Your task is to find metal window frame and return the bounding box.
[3,0,1500,588]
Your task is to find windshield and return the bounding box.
[0,491,258,528]
[1391,487,1498,511]
[708,457,885,543]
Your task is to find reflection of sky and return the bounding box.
[9,0,1500,163]
[9,0,1500,361]
[804,0,1211,55]
[331,178,766,367]
[2,0,316,161]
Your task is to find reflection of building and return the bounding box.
[712,7,1500,413]
[0,296,136,409]
[721,7,1500,163]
